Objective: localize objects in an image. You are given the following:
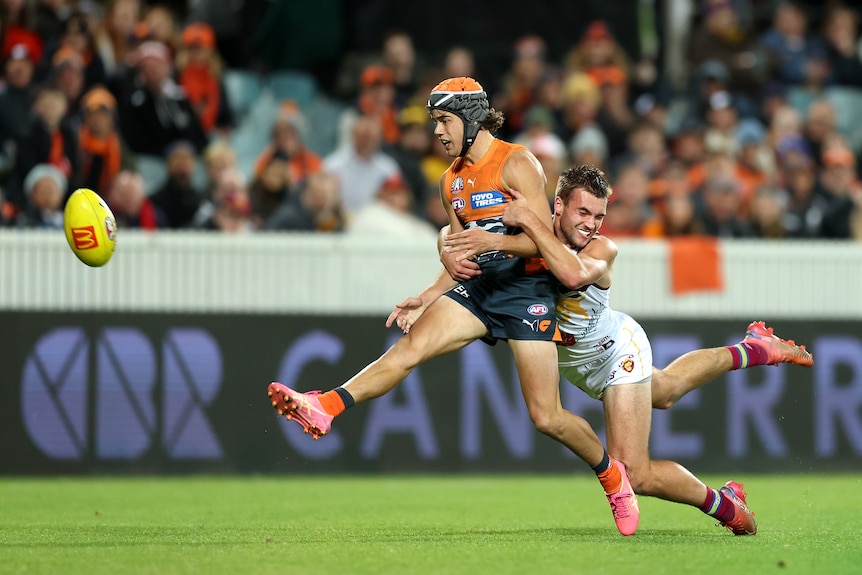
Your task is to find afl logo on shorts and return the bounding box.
[452,196,466,212]
[451,176,464,194]
[621,357,635,373]
[527,304,549,316]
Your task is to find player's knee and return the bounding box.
[528,407,564,439]
[391,333,430,370]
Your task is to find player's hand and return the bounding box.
[501,189,534,227]
[443,228,497,263]
[385,296,427,334]
[440,246,481,281]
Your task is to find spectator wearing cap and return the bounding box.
[150,140,203,228]
[340,64,400,147]
[50,46,87,119]
[176,22,234,136]
[347,173,437,238]
[324,115,400,215]
[108,170,167,230]
[594,64,635,162]
[734,120,772,215]
[16,86,80,203]
[114,40,209,156]
[15,163,67,228]
[254,100,322,191]
[494,35,548,139]
[78,86,135,194]
[775,133,814,182]
[817,145,862,238]
[565,21,631,89]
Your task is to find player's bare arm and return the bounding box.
[504,188,617,290]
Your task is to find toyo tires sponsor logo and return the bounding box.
[470,191,505,209]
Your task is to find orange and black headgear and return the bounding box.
[427,77,489,157]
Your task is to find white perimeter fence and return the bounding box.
[1,229,860,319]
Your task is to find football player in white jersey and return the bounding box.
[439,164,813,535]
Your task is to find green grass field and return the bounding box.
[1,475,860,575]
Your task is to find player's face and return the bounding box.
[554,187,607,249]
[431,110,463,157]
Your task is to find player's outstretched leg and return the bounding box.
[715,481,757,535]
[741,321,813,367]
[603,459,640,536]
[268,382,334,440]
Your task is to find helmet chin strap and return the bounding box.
[458,118,481,157]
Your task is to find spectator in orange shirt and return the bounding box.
[565,21,631,88]
[253,100,321,189]
[78,86,134,195]
[176,22,234,136]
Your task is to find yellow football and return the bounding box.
[63,188,117,267]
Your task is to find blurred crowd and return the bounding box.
[2,0,862,240]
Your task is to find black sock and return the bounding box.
[334,387,355,409]
[591,450,611,474]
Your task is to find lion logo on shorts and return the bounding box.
[621,357,635,373]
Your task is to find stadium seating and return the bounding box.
[137,154,168,196]
[222,69,263,123]
[266,70,317,110]
[823,86,862,154]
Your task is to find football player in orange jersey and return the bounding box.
[268,77,640,535]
